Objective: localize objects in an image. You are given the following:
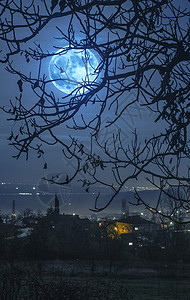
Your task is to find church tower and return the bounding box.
[54,193,60,217]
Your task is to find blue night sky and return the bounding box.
[0,0,188,188]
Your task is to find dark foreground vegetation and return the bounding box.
[0,262,130,300]
[0,261,190,300]
[1,212,190,299]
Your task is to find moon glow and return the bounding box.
[49,48,99,94]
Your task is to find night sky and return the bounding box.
[0,0,188,189]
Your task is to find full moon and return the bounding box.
[49,48,99,94]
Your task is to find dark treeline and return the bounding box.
[1,212,190,264]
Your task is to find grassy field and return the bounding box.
[125,278,190,300]
[0,261,190,299]
[52,276,190,300]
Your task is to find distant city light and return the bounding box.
[129,242,133,246]
[19,193,32,195]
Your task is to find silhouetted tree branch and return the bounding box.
[0,0,190,221]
